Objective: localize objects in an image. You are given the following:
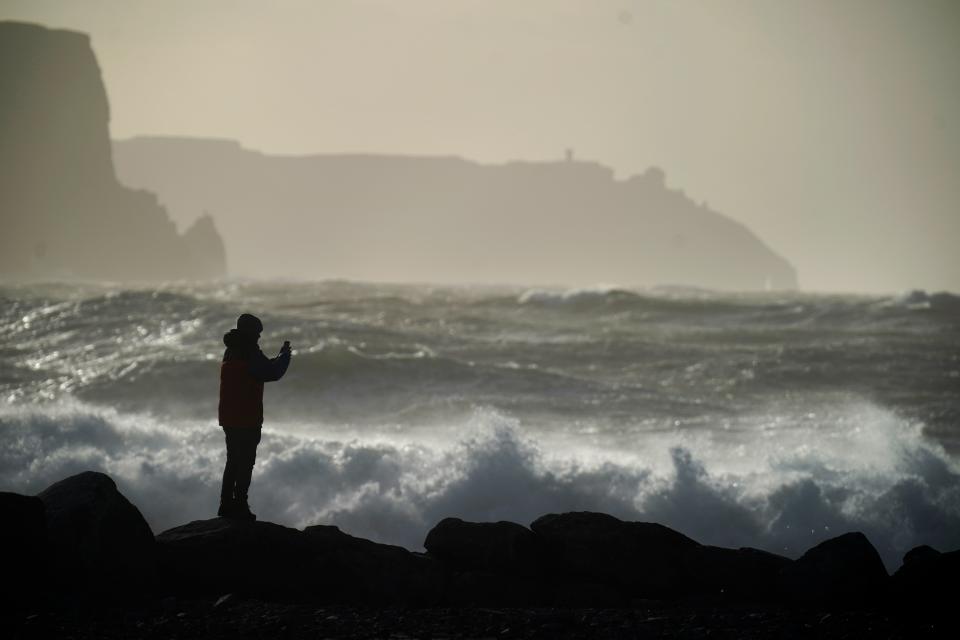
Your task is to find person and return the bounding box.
[217,313,291,520]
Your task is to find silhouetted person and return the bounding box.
[218,313,291,520]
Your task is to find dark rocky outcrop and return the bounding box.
[890,545,960,612]
[422,518,558,606]
[37,471,156,593]
[156,518,313,598]
[684,545,793,600]
[530,511,700,598]
[0,492,47,605]
[113,136,798,290]
[778,531,888,605]
[156,519,444,604]
[0,21,226,281]
[420,514,791,605]
[302,524,443,605]
[424,517,547,576]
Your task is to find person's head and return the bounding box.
[236,313,263,340]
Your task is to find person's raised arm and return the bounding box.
[249,341,291,382]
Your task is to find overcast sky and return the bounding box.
[3,0,958,293]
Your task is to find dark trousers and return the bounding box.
[220,426,262,503]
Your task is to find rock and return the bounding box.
[302,524,444,605]
[424,517,547,576]
[422,518,630,606]
[0,492,47,604]
[38,471,156,593]
[156,519,444,604]
[778,532,888,605]
[156,518,311,598]
[900,544,940,566]
[530,511,700,598]
[684,545,793,600]
[890,545,960,612]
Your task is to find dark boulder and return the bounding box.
[778,532,888,605]
[38,471,156,593]
[900,544,940,566]
[303,524,444,605]
[685,545,793,600]
[424,517,547,576]
[891,545,960,612]
[423,518,628,606]
[530,511,700,598]
[0,492,47,605]
[156,518,445,604]
[156,518,310,597]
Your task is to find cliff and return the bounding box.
[113,137,797,290]
[0,22,226,281]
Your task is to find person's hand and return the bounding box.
[280,340,292,356]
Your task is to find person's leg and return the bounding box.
[219,426,240,516]
[234,426,262,518]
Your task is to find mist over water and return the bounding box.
[2,280,959,571]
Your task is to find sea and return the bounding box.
[2,280,958,571]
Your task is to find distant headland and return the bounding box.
[0,19,796,290]
[114,136,798,290]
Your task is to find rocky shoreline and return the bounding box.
[3,471,956,638]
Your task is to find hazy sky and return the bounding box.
[3,0,958,293]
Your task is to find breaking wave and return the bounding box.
[2,399,958,572]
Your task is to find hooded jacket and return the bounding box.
[218,329,290,427]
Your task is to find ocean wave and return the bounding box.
[887,289,960,313]
[63,342,598,424]
[512,285,822,324]
[2,400,958,572]
[517,285,640,306]
[5,280,957,441]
